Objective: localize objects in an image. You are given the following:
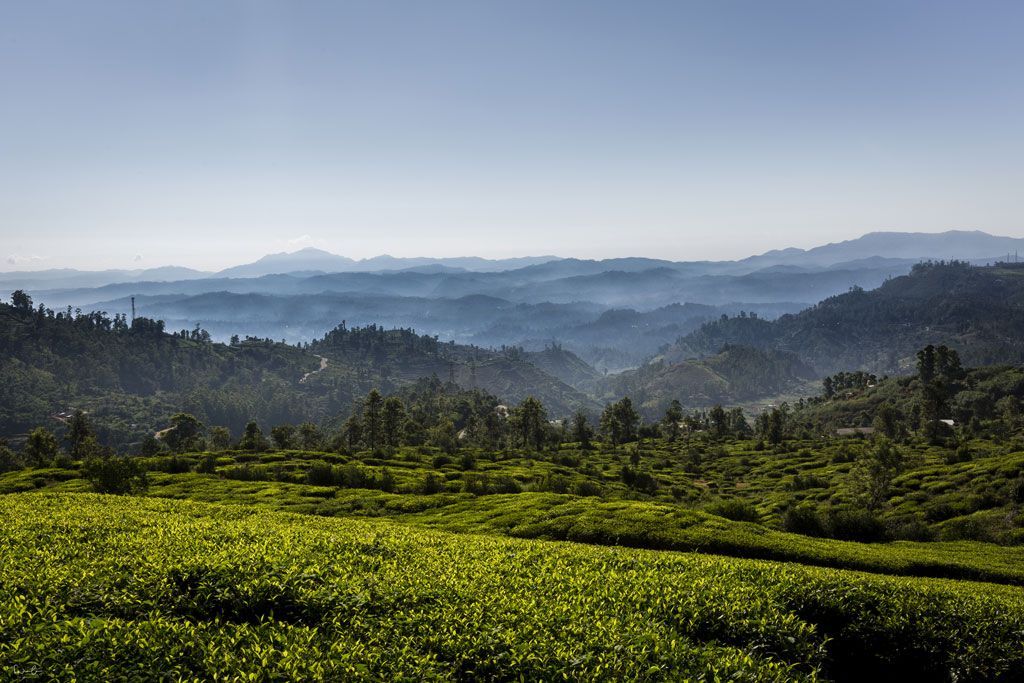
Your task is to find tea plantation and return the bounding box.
[2,493,1024,681]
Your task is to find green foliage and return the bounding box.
[239,421,268,452]
[163,413,203,452]
[23,427,60,466]
[680,261,1024,374]
[3,494,1024,681]
[600,396,639,445]
[706,498,761,523]
[82,456,149,494]
[0,440,20,473]
[0,300,322,447]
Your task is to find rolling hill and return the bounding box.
[676,261,1024,375]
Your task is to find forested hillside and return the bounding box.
[677,262,1024,375]
[0,295,594,449]
[600,344,816,417]
[0,296,321,446]
[307,323,597,416]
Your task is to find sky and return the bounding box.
[1,1,1023,271]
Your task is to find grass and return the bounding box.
[2,493,1024,681]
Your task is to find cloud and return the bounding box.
[7,254,48,265]
[286,234,314,248]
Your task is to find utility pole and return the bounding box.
[131,296,136,322]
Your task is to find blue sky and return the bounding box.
[1,1,1023,270]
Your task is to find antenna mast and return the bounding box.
[131,296,136,322]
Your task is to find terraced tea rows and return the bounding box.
[1,493,1023,681]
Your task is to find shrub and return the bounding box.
[82,456,149,495]
[783,505,827,537]
[944,443,973,464]
[458,452,477,470]
[706,499,760,523]
[827,508,885,543]
[195,453,219,474]
[573,480,604,497]
[420,472,444,494]
[621,465,658,494]
[306,463,335,486]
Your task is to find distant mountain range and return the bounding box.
[6,254,1024,442]
[215,248,561,278]
[739,230,1024,269]
[5,230,1022,287]
[3,230,1023,370]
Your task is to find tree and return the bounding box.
[428,417,458,454]
[662,400,683,442]
[873,403,904,441]
[139,434,163,457]
[571,411,593,449]
[935,345,964,383]
[600,397,640,445]
[382,396,406,449]
[65,410,95,458]
[208,426,232,451]
[920,381,948,444]
[362,389,384,451]
[163,413,203,452]
[270,424,296,450]
[511,396,547,451]
[74,435,105,460]
[916,345,936,384]
[10,289,32,311]
[297,422,322,450]
[0,440,20,473]
[709,405,729,439]
[850,438,904,510]
[239,421,267,451]
[915,344,961,444]
[727,408,751,438]
[83,455,148,494]
[755,407,786,445]
[340,414,362,452]
[23,427,61,466]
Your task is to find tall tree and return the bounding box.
[65,410,95,459]
[850,439,904,510]
[916,345,936,384]
[571,411,593,449]
[340,414,362,452]
[10,289,32,311]
[662,400,683,442]
[382,396,406,449]
[600,397,639,445]
[270,424,296,450]
[513,396,547,451]
[239,421,267,452]
[362,389,384,451]
[297,422,322,450]
[164,413,203,452]
[0,440,19,473]
[24,427,61,466]
[709,405,729,438]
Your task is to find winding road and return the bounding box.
[300,355,328,383]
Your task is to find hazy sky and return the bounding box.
[2,1,1023,271]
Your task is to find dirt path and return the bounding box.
[300,355,328,383]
